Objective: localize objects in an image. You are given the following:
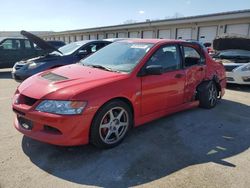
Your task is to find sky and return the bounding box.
[1,0,250,32]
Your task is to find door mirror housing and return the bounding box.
[0,45,3,50]
[145,65,163,75]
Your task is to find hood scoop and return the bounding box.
[42,72,68,82]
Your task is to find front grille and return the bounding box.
[17,94,38,106]
[224,65,240,72]
[42,72,68,82]
[227,77,235,81]
[15,64,24,70]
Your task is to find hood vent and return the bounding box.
[42,72,68,82]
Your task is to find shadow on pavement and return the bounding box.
[22,99,250,187]
[226,83,250,93]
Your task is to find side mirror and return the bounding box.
[145,65,163,75]
[203,42,211,48]
[77,50,88,57]
[0,45,3,50]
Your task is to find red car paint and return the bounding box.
[12,39,226,146]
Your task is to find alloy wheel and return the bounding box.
[99,107,129,144]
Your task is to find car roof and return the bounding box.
[117,38,184,44]
[0,37,26,41]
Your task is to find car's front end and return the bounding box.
[214,49,250,85]
[223,61,250,84]
[13,92,92,146]
[12,62,129,146]
[12,59,47,81]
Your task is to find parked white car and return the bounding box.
[214,49,250,85]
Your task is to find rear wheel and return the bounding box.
[198,81,218,109]
[90,100,132,149]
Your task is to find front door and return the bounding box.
[141,44,186,116]
[0,39,22,68]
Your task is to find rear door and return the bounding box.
[181,44,206,102]
[140,44,186,116]
[20,39,36,60]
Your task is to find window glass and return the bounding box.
[147,45,181,71]
[80,42,153,73]
[24,40,32,49]
[1,39,21,50]
[90,44,97,53]
[183,46,201,67]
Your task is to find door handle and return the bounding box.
[175,73,184,78]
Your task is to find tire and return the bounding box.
[198,81,218,109]
[90,100,132,149]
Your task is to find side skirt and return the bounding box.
[134,101,199,127]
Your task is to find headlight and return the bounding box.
[241,63,250,71]
[35,100,87,115]
[28,62,45,69]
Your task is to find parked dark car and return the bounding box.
[12,31,112,81]
[0,37,45,68]
[0,31,65,69]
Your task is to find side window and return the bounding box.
[82,44,97,54]
[1,39,21,50]
[183,46,202,67]
[147,45,181,72]
[91,44,97,53]
[24,40,32,49]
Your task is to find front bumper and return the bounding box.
[13,102,93,146]
[226,71,250,85]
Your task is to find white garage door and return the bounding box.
[198,26,217,43]
[158,29,171,39]
[177,28,192,40]
[65,36,70,43]
[70,36,75,42]
[118,32,126,38]
[129,31,140,38]
[98,34,104,39]
[82,35,89,40]
[143,30,154,38]
[90,34,96,40]
[60,36,64,42]
[76,35,82,41]
[107,33,115,38]
[226,24,249,36]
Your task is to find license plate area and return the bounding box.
[18,116,33,130]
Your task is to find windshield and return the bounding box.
[79,42,153,73]
[216,49,250,59]
[51,41,87,56]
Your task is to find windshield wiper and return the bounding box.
[83,64,121,72]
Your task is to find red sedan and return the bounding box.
[12,39,226,148]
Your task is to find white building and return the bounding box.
[41,9,250,44]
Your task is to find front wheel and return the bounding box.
[90,100,132,149]
[198,81,218,109]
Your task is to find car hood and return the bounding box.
[18,54,63,64]
[213,37,250,51]
[17,64,128,100]
[21,30,62,54]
